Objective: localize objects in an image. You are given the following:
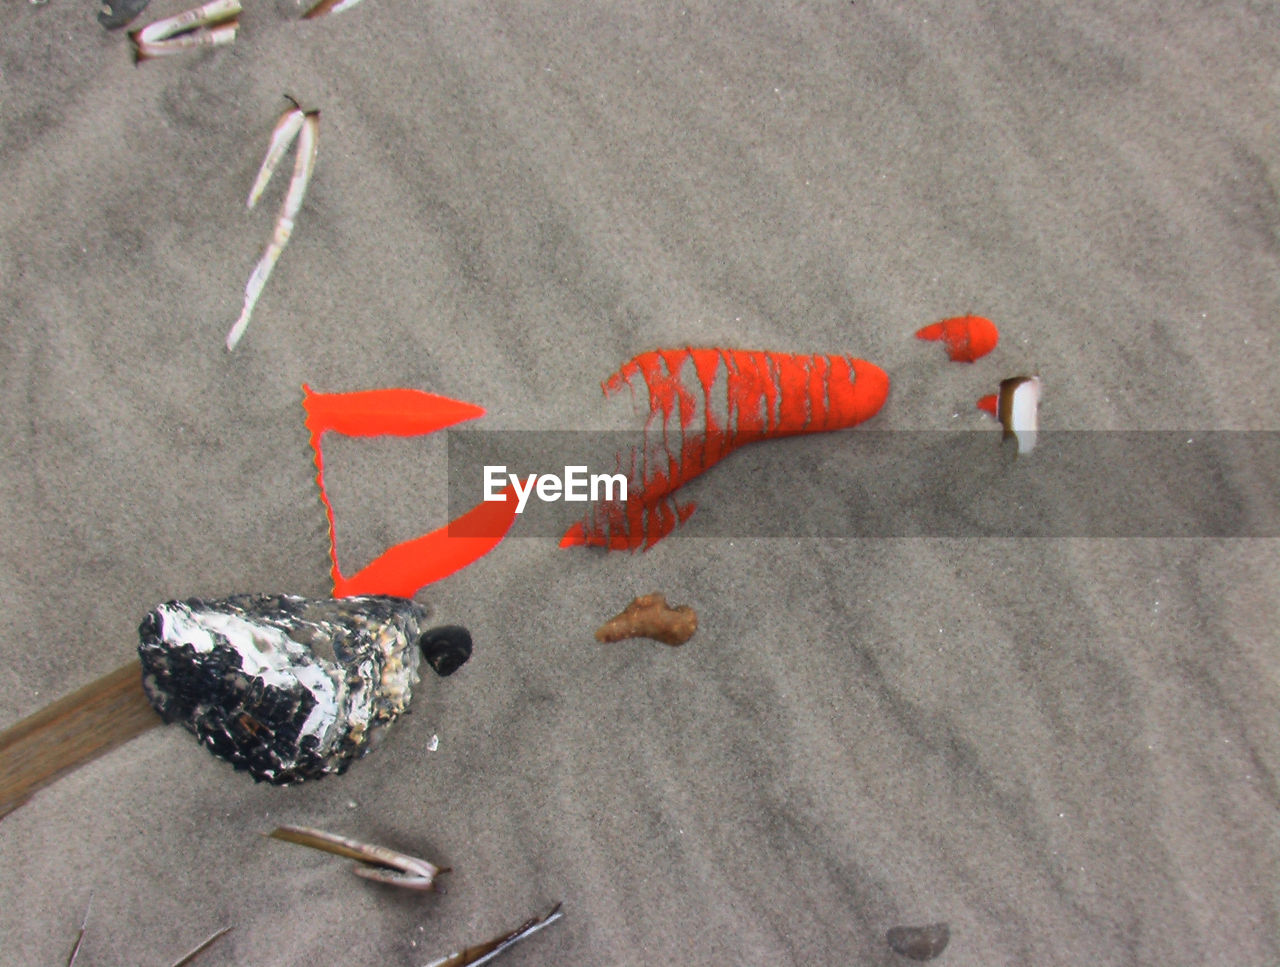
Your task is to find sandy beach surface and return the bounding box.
[1,2,1277,964]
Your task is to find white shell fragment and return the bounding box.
[137,594,425,783]
[227,107,319,351]
[129,0,240,61]
[998,375,1041,455]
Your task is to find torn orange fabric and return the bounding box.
[302,384,518,596]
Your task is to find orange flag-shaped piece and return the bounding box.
[303,385,520,597]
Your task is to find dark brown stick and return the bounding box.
[0,663,160,820]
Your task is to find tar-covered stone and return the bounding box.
[138,593,426,784]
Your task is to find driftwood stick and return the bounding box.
[0,663,160,820]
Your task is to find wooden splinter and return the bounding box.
[0,663,160,821]
[594,593,697,646]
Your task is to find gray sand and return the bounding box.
[1,2,1277,964]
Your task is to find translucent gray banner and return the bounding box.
[446,431,1280,539]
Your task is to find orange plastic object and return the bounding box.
[562,348,890,551]
[915,315,999,362]
[302,384,519,596]
[976,393,999,417]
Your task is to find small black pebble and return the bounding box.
[419,625,472,677]
[886,922,950,961]
[98,0,151,29]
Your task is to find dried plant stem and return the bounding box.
[134,23,237,59]
[65,894,92,967]
[269,825,447,891]
[227,109,319,351]
[247,108,306,209]
[130,0,240,61]
[303,0,367,19]
[0,663,160,821]
[170,925,232,967]
[133,0,239,40]
[423,903,564,967]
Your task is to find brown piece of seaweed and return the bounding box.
[594,593,697,646]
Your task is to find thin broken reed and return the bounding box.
[227,106,319,351]
[170,925,232,967]
[65,896,228,967]
[423,903,564,967]
[65,895,91,967]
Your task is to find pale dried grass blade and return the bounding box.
[170,925,232,967]
[269,824,446,891]
[247,108,306,209]
[423,903,564,967]
[133,0,239,41]
[65,894,92,967]
[130,0,240,60]
[303,0,367,19]
[227,110,318,351]
[134,22,238,60]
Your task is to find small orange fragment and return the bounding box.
[915,315,999,362]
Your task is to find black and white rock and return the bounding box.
[137,594,428,784]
